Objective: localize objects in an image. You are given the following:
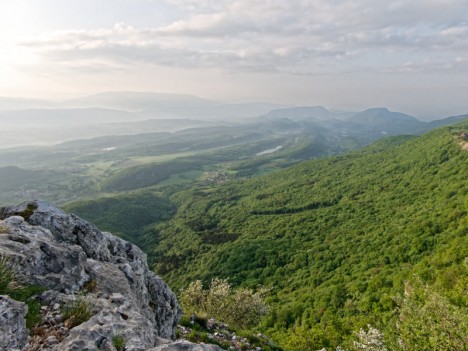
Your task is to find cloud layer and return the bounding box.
[1,0,467,117]
[22,0,468,75]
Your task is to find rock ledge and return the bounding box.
[0,200,221,351]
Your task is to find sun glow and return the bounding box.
[0,2,43,94]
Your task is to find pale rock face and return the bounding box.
[0,200,218,351]
[0,295,29,351]
[148,340,224,351]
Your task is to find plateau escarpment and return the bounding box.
[0,200,221,351]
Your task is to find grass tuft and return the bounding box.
[1,255,45,328]
[112,333,126,351]
[10,285,46,329]
[0,256,15,294]
[62,297,93,328]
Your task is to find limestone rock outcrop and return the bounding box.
[0,200,221,351]
[149,340,224,351]
[0,295,28,351]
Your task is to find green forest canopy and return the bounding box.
[68,122,468,349]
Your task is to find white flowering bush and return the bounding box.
[352,325,387,351]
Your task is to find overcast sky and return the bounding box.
[1,0,467,117]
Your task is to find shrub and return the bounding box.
[205,278,231,318]
[395,280,468,351]
[179,278,268,330]
[227,287,269,329]
[179,280,206,316]
[280,325,328,351]
[351,325,387,351]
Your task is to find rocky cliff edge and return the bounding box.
[0,200,221,351]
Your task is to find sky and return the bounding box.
[1,0,468,118]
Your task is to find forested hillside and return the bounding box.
[150,123,466,348]
[67,122,467,349]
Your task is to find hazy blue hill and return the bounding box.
[0,166,61,192]
[0,107,142,149]
[260,106,336,121]
[0,97,53,110]
[137,102,286,120]
[426,114,468,129]
[0,114,227,150]
[63,91,214,110]
[55,132,172,151]
[104,118,221,133]
[347,107,422,134]
[0,107,137,128]
[64,92,285,120]
[350,107,418,122]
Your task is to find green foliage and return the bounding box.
[178,315,194,328]
[394,280,467,351]
[104,159,205,191]
[64,191,175,247]
[228,287,269,330]
[187,330,211,344]
[112,333,126,351]
[279,325,329,351]
[180,278,268,330]
[62,297,94,328]
[150,122,467,348]
[1,256,45,328]
[9,285,46,329]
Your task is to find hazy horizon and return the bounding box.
[1,1,468,119]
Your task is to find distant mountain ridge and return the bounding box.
[0,91,467,149]
[349,107,419,122]
[63,91,215,111]
[260,106,467,136]
[0,97,53,110]
[260,106,337,121]
[0,108,135,128]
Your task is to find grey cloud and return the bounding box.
[21,0,468,76]
[164,0,231,13]
[380,57,468,74]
